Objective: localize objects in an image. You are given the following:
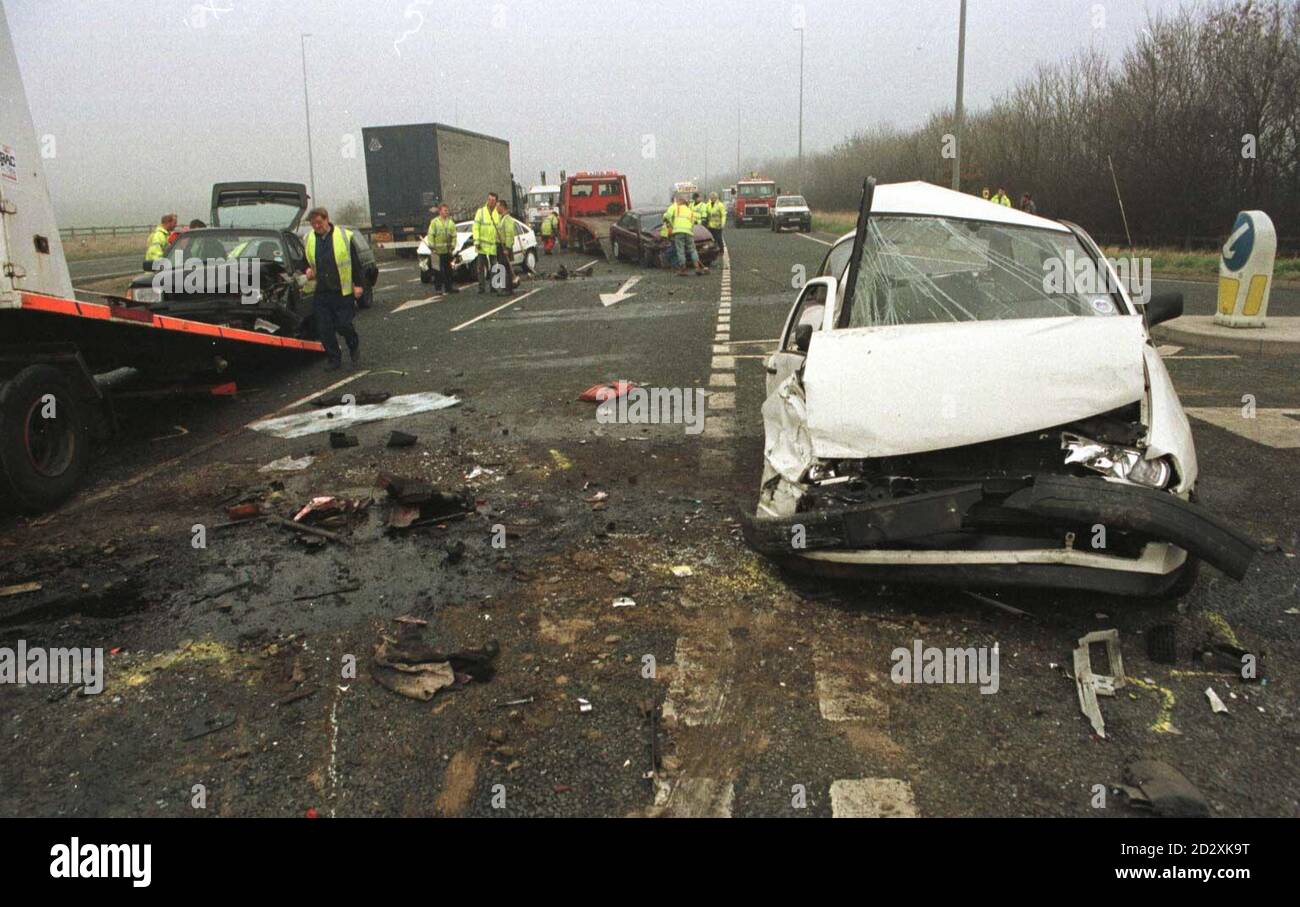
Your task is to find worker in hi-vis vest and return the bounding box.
[426,203,459,294]
[705,192,727,252]
[663,194,707,276]
[495,199,517,297]
[541,210,559,255]
[472,191,503,294]
[144,214,177,267]
[303,206,362,370]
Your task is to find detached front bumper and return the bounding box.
[741,474,1255,585]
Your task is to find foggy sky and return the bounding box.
[6,0,1194,226]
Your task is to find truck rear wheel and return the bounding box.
[0,365,89,513]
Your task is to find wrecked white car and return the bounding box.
[417,217,537,285]
[743,180,1254,598]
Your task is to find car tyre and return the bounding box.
[523,249,537,274]
[0,365,88,513]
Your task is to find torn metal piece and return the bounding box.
[1072,629,1126,738]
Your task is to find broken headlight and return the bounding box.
[1061,433,1173,489]
[128,286,161,304]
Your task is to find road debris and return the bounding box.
[259,455,315,473]
[1115,760,1210,817]
[670,565,694,578]
[269,515,350,546]
[329,431,359,449]
[1071,629,1126,738]
[577,697,592,713]
[0,582,41,598]
[312,390,391,407]
[1205,686,1229,714]
[1146,622,1177,664]
[612,596,636,608]
[377,473,475,529]
[386,430,418,448]
[578,380,637,403]
[371,624,499,701]
[249,391,460,439]
[964,590,1032,619]
[225,502,262,521]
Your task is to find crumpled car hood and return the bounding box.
[802,315,1149,459]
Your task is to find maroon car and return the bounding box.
[609,207,719,268]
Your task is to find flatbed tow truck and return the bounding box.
[557,170,631,260]
[0,5,323,512]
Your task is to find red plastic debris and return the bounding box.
[578,380,637,403]
[305,807,319,819]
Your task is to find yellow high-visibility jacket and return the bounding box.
[305,225,355,291]
[497,212,516,250]
[706,201,727,229]
[472,204,502,254]
[541,213,558,236]
[663,203,697,235]
[426,216,457,254]
[145,225,170,261]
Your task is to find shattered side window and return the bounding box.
[843,216,1120,328]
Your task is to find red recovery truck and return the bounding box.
[557,171,631,259]
[732,173,778,227]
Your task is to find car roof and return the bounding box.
[858,180,1068,232]
[186,227,283,236]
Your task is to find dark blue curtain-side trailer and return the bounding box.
[363,124,442,246]
[362,123,514,248]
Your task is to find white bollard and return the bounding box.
[1215,210,1276,328]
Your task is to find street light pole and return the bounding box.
[300,33,316,202]
[951,0,966,191]
[796,25,804,191]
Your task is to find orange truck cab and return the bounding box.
[732,174,778,227]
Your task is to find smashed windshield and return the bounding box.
[842,216,1124,328]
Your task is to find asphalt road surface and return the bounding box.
[1,227,1296,818]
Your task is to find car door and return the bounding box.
[765,276,838,396]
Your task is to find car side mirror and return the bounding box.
[794,323,813,353]
[1145,292,1184,327]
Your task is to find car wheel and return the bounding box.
[612,239,621,261]
[523,249,537,274]
[0,365,89,513]
[642,244,656,268]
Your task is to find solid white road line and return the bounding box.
[796,233,833,246]
[259,370,373,421]
[449,287,542,332]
